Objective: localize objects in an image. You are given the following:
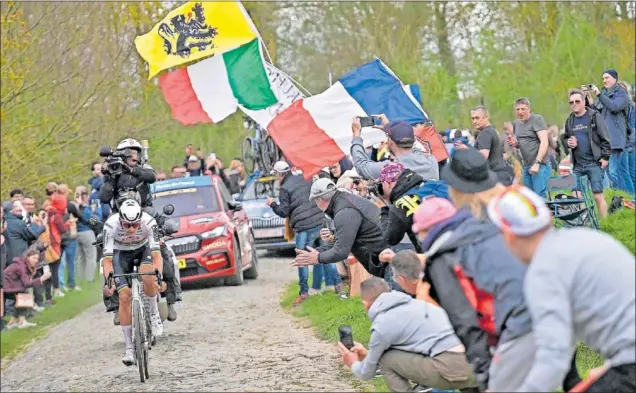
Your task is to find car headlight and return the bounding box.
[201,226,226,239]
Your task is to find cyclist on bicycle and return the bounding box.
[102,198,164,366]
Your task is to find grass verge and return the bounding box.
[1,278,102,362]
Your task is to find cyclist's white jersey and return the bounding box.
[102,212,160,256]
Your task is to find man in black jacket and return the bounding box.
[267,161,325,305]
[562,89,612,217]
[99,138,156,212]
[294,178,389,280]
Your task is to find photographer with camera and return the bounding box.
[99,138,156,212]
[350,116,439,182]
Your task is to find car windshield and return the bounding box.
[242,178,280,200]
[153,186,220,217]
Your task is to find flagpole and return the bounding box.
[237,1,312,97]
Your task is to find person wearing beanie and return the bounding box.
[410,195,582,392]
[590,69,634,195]
[488,186,635,392]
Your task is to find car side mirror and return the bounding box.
[163,204,175,216]
[232,193,241,201]
[228,200,242,211]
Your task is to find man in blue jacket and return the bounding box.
[590,69,634,195]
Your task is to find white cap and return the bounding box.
[270,161,290,175]
[487,185,552,236]
[309,177,336,200]
[341,169,361,179]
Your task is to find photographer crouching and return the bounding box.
[98,138,181,325]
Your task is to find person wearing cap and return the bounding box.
[350,116,439,182]
[412,196,581,392]
[267,161,326,305]
[487,186,635,392]
[590,69,634,195]
[294,178,389,280]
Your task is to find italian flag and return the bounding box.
[158,38,277,125]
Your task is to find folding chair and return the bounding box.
[546,174,600,229]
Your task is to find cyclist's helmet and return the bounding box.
[119,199,142,225]
[116,138,143,153]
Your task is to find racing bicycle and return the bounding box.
[106,268,162,383]
[241,116,281,174]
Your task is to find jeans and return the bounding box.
[311,263,342,290]
[60,240,78,289]
[627,149,636,198]
[609,149,635,195]
[522,164,552,198]
[295,226,322,295]
[573,163,605,194]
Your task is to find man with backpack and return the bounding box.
[411,196,582,392]
[562,89,612,217]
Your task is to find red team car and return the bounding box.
[150,175,259,286]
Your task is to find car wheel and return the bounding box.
[243,231,259,280]
[224,238,244,286]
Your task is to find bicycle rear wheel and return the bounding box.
[242,137,256,174]
[133,300,146,383]
[260,135,280,174]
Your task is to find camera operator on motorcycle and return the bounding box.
[102,199,164,366]
[98,138,181,325]
[99,138,156,213]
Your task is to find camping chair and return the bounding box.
[545,174,600,229]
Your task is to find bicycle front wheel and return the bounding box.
[242,137,255,174]
[133,300,146,383]
[260,135,280,174]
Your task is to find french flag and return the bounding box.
[267,58,429,179]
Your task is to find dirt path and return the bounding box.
[1,253,360,392]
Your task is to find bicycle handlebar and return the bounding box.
[105,269,162,290]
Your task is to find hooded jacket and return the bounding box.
[3,256,44,294]
[47,195,71,257]
[562,107,611,167]
[4,211,45,265]
[270,172,324,233]
[351,291,463,381]
[315,191,388,277]
[379,169,425,252]
[351,136,439,181]
[421,210,531,390]
[594,84,630,150]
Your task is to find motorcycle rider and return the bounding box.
[99,138,181,325]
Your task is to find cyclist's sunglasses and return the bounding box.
[121,221,140,230]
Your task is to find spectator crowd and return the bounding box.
[264,69,634,392]
[1,166,110,330]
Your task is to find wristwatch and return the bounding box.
[534,160,541,165]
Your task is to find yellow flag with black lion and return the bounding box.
[135,1,257,79]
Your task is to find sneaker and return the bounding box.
[33,305,44,312]
[18,321,37,329]
[167,304,177,322]
[73,286,82,292]
[323,285,335,293]
[308,288,321,296]
[113,312,120,326]
[151,315,164,337]
[6,322,18,330]
[412,385,433,393]
[55,290,65,298]
[46,299,57,306]
[122,349,135,366]
[292,293,309,306]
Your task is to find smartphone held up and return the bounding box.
[338,325,354,350]
[358,116,380,128]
